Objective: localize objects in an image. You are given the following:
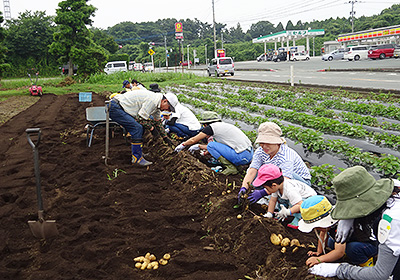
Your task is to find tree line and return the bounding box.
[0,0,399,78]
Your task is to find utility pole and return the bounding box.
[164,35,168,69]
[221,32,224,49]
[349,0,358,33]
[3,0,11,20]
[212,0,217,58]
[205,44,208,65]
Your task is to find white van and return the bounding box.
[104,61,127,74]
[343,46,369,61]
[207,57,234,77]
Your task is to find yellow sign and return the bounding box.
[148,49,155,56]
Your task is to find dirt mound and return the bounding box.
[0,93,337,279]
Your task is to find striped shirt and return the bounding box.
[249,144,311,180]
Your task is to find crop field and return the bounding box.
[1,75,399,280]
[166,81,400,194]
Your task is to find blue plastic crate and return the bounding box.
[79,92,92,102]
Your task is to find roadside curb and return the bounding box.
[316,68,400,73]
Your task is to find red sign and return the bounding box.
[175,22,183,33]
[216,49,225,57]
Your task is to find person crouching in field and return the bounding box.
[174,111,253,175]
[253,163,317,229]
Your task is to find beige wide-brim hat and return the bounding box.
[255,122,285,144]
[331,166,393,220]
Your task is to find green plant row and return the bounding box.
[177,94,400,178]
[173,87,400,150]
[192,83,400,122]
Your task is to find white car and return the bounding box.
[343,46,369,61]
[290,52,310,61]
[207,57,234,77]
[133,63,143,71]
[322,49,345,61]
[143,62,154,72]
[104,61,127,74]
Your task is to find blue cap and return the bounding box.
[122,80,130,88]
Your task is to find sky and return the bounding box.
[3,0,400,33]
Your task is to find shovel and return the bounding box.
[26,128,58,239]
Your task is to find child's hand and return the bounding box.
[306,256,322,267]
[307,251,319,256]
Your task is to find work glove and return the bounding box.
[174,143,185,153]
[188,144,200,154]
[237,187,248,204]
[264,212,273,218]
[276,205,291,221]
[335,219,354,244]
[308,263,340,277]
[163,137,173,147]
[150,127,160,138]
[165,127,170,134]
[248,189,268,204]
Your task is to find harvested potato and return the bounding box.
[146,263,153,269]
[292,247,299,253]
[163,253,171,260]
[134,256,144,262]
[290,239,300,247]
[281,247,287,253]
[270,233,282,246]
[135,262,142,268]
[237,214,242,219]
[227,190,231,193]
[159,259,168,265]
[222,191,226,195]
[140,262,148,270]
[278,234,283,240]
[153,264,159,270]
[145,252,151,259]
[281,238,290,247]
[149,254,156,261]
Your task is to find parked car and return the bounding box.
[368,44,395,59]
[394,45,400,58]
[290,52,310,61]
[104,61,127,74]
[133,63,143,71]
[257,53,267,62]
[60,64,78,75]
[180,61,192,66]
[128,61,135,71]
[343,45,369,61]
[207,57,234,77]
[322,49,345,61]
[143,62,154,72]
[272,52,287,62]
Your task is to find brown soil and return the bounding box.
[0,93,337,280]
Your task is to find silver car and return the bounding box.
[207,57,234,77]
[322,49,345,61]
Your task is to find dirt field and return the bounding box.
[0,93,336,279]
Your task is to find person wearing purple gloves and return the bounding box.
[237,122,311,206]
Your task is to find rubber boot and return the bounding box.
[359,257,374,267]
[218,156,238,175]
[131,140,152,166]
[287,212,301,229]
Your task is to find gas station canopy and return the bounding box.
[252,29,325,44]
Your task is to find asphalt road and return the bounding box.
[181,57,400,92]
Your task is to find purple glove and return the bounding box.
[248,189,268,204]
[237,187,247,204]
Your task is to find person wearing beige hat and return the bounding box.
[309,166,400,280]
[238,121,311,204]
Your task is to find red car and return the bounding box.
[180,60,192,66]
[368,44,395,59]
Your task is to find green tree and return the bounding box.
[285,20,295,30]
[91,28,119,54]
[275,22,284,32]
[0,12,10,76]
[4,11,56,76]
[49,0,106,76]
[247,21,275,38]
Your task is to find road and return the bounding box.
[180,57,400,92]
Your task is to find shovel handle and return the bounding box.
[26,128,43,211]
[26,128,41,149]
